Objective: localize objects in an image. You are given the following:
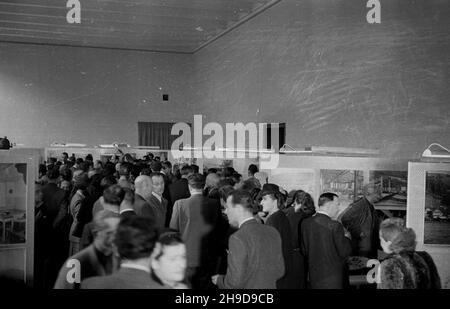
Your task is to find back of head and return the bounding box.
[114,216,159,260]
[190,164,199,174]
[228,189,254,213]
[73,170,89,190]
[219,185,235,203]
[134,175,152,192]
[180,165,193,177]
[187,173,205,190]
[100,175,117,191]
[206,173,220,189]
[154,231,184,260]
[119,163,131,177]
[318,192,338,207]
[103,184,126,206]
[294,191,316,215]
[46,168,60,181]
[151,161,162,173]
[162,161,172,170]
[248,164,258,176]
[380,218,416,253]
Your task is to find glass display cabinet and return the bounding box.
[0,150,39,286]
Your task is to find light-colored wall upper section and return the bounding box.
[0,43,192,148]
[190,0,450,158]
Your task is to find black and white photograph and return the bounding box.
[1,0,450,294]
[425,171,450,245]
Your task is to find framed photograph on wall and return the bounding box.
[369,171,407,218]
[407,162,450,289]
[424,171,450,245]
[320,169,364,203]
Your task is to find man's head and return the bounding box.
[103,184,126,208]
[114,216,159,261]
[190,164,199,174]
[151,232,187,286]
[134,175,153,199]
[318,192,340,219]
[46,168,60,182]
[150,173,165,196]
[119,163,131,178]
[72,170,89,190]
[218,185,235,213]
[150,161,162,173]
[92,210,121,255]
[187,173,205,193]
[61,152,68,162]
[180,165,194,178]
[225,190,254,228]
[161,161,172,175]
[248,164,258,177]
[205,173,220,190]
[363,182,383,204]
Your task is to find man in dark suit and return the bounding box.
[38,168,70,288]
[54,210,121,289]
[301,192,352,289]
[168,165,192,205]
[133,175,156,219]
[212,190,285,289]
[149,173,168,229]
[81,216,166,289]
[170,173,221,289]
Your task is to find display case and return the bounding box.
[0,149,39,286]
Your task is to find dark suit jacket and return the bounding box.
[169,178,190,204]
[266,210,294,289]
[301,213,352,289]
[54,245,115,289]
[148,194,167,229]
[133,193,154,217]
[41,183,69,225]
[81,267,168,289]
[170,194,221,269]
[217,219,285,289]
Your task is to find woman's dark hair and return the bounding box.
[60,167,72,182]
[248,164,258,175]
[293,191,316,215]
[114,216,159,260]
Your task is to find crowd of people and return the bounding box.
[33,152,441,289]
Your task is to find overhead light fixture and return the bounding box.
[422,143,450,158]
[195,26,204,32]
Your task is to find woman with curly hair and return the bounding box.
[378,218,441,289]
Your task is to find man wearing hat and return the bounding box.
[259,183,295,289]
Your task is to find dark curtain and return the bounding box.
[138,122,178,149]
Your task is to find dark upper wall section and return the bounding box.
[190,0,450,158]
[0,43,192,148]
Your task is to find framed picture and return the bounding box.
[369,171,407,218]
[320,169,364,203]
[407,162,450,289]
[424,171,450,245]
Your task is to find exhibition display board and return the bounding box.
[0,149,39,286]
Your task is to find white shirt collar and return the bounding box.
[316,210,330,218]
[239,217,254,228]
[152,192,162,202]
[190,191,203,196]
[121,262,151,273]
